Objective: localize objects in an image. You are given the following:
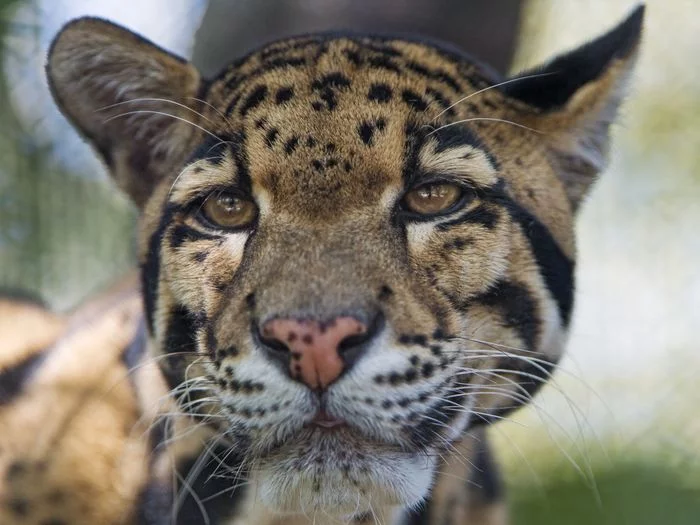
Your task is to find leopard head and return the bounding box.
[47,7,643,518]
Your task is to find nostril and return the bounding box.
[261,334,290,354]
[337,313,383,365]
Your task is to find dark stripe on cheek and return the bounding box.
[159,305,199,390]
[484,183,575,326]
[508,206,575,325]
[472,280,539,351]
[436,205,499,231]
[142,205,177,334]
[169,225,220,249]
[0,351,47,406]
[164,305,198,355]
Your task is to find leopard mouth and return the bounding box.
[252,424,435,515]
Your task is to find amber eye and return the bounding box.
[403,183,463,215]
[200,192,257,229]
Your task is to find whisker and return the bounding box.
[430,72,555,121]
[428,117,544,137]
[95,97,216,125]
[102,110,222,141]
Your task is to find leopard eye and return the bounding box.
[402,183,462,215]
[200,192,257,229]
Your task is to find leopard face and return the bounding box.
[47,10,642,519]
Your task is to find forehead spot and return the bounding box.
[367,83,393,103]
[240,85,268,117]
[284,135,300,155]
[401,89,429,112]
[275,86,294,104]
[265,128,279,148]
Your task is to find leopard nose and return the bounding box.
[259,316,374,390]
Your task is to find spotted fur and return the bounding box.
[1,6,643,525]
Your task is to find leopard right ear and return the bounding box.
[47,17,206,208]
[503,5,644,211]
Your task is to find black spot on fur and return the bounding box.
[240,85,268,116]
[284,135,300,155]
[368,83,392,103]
[265,127,279,148]
[405,61,461,92]
[5,461,27,482]
[378,285,393,301]
[425,87,454,115]
[192,251,208,263]
[401,89,429,112]
[9,498,28,516]
[358,121,375,146]
[444,237,472,250]
[343,49,362,65]
[275,86,294,104]
[245,293,256,310]
[0,351,46,406]
[368,55,401,73]
[312,72,351,91]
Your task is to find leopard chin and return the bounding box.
[252,428,435,516]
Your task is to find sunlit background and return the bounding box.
[1,1,698,523]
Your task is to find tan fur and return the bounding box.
[0,282,211,524]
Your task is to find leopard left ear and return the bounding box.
[47,17,205,208]
[503,5,644,210]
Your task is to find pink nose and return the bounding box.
[261,317,367,389]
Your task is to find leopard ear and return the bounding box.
[504,5,644,210]
[47,17,205,208]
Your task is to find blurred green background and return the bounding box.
[1,1,698,523]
